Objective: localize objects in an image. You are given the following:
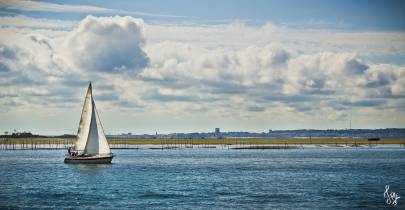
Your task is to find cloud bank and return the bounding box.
[0,15,405,132]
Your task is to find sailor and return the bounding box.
[68,147,71,155]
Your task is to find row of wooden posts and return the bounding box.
[0,138,73,150]
[0,138,233,150]
[1,138,402,150]
[0,138,142,150]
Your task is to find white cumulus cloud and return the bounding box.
[62,15,149,73]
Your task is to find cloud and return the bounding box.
[0,0,186,18]
[282,52,369,95]
[0,42,58,88]
[361,64,405,98]
[0,0,113,13]
[145,22,405,55]
[247,106,266,112]
[341,99,386,107]
[0,15,76,29]
[1,15,405,130]
[0,16,149,110]
[62,15,149,73]
[140,40,405,117]
[0,44,17,59]
[143,89,197,102]
[140,42,290,93]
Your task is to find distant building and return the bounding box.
[215,128,220,135]
[214,128,221,138]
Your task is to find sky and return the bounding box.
[0,0,405,135]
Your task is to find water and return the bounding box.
[0,148,404,209]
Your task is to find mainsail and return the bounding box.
[74,83,111,155]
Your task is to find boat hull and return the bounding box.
[64,155,113,164]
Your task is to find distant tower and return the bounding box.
[214,128,221,138]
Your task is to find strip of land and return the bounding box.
[0,137,404,145]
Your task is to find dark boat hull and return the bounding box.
[64,155,113,164]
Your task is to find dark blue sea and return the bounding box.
[0,148,404,209]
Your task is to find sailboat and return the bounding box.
[64,83,113,164]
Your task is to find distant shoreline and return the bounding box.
[0,137,404,146]
[2,128,405,139]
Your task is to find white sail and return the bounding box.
[75,84,93,152]
[83,100,111,155]
[94,104,111,155]
[75,83,111,155]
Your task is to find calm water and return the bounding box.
[0,148,404,209]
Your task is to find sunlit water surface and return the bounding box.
[0,148,404,209]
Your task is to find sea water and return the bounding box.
[0,148,404,209]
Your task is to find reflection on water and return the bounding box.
[71,163,112,174]
[0,148,404,209]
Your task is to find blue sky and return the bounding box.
[0,0,405,135]
[14,0,405,30]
